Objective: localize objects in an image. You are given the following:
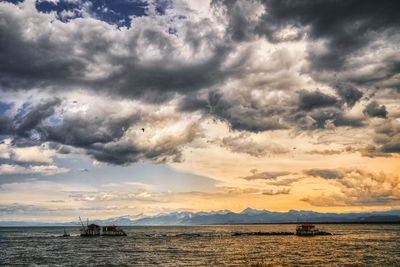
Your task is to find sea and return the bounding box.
[1,224,399,266]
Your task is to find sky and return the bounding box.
[0,0,399,222]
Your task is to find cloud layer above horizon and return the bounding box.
[0,0,399,220]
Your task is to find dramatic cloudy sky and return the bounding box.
[0,0,399,221]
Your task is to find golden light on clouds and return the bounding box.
[0,0,399,221]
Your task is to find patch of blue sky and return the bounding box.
[48,116,63,126]
[4,0,174,27]
[0,157,13,165]
[1,0,24,4]
[0,101,12,115]
[0,135,12,142]
[48,116,62,125]
[35,0,149,27]
[0,152,219,194]
[168,27,177,35]
[16,102,30,117]
[52,155,93,171]
[35,0,84,22]
[90,0,148,27]
[47,107,65,126]
[154,0,172,15]
[45,158,218,193]
[29,129,41,141]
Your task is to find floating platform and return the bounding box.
[233,231,294,236]
[296,224,332,236]
[232,224,333,237]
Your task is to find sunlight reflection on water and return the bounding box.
[1,224,399,266]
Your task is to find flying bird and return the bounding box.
[141,128,145,132]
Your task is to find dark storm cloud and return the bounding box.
[35,112,198,165]
[0,116,13,135]
[0,0,398,165]
[4,110,197,165]
[0,98,61,138]
[254,0,400,70]
[360,145,392,158]
[363,120,400,155]
[36,115,144,165]
[183,0,397,134]
[305,169,343,179]
[381,143,400,154]
[14,98,61,137]
[86,139,186,165]
[39,115,138,148]
[85,144,143,165]
[292,107,364,131]
[1,0,398,102]
[363,101,388,118]
[106,43,232,101]
[0,97,198,165]
[297,90,338,111]
[215,0,400,92]
[0,1,232,104]
[211,0,261,42]
[334,84,363,108]
[380,129,400,153]
[311,108,364,128]
[0,4,87,89]
[180,91,289,132]
[181,88,366,132]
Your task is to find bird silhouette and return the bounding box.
[141,128,145,132]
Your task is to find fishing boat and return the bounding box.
[79,217,100,236]
[63,228,70,237]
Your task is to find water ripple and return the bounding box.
[0,224,399,266]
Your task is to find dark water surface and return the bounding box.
[1,224,399,266]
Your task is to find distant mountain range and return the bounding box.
[2,208,400,226]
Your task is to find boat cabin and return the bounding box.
[80,223,100,236]
[296,224,317,236]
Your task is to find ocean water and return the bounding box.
[1,224,399,266]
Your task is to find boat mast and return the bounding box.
[79,216,85,228]
[79,216,88,235]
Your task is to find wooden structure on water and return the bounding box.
[80,223,101,236]
[79,217,127,237]
[232,224,332,237]
[296,224,332,236]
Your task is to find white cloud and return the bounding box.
[13,146,54,164]
[302,169,400,207]
[0,138,12,159]
[0,163,68,176]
